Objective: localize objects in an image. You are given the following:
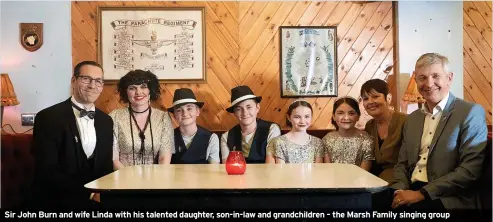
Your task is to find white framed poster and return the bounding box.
[279,26,337,97]
[98,7,205,83]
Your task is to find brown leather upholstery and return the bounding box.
[1,133,34,208]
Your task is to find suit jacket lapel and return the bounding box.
[413,111,425,161]
[63,98,84,168]
[428,94,456,154]
[93,109,106,169]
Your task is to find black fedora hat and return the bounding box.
[168,88,204,113]
[226,85,262,113]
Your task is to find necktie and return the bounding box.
[72,102,95,119]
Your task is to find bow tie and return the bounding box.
[72,102,95,119]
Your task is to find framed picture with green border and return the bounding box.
[279,26,337,98]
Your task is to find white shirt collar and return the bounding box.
[422,92,450,115]
[71,96,96,112]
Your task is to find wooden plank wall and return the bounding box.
[463,1,492,124]
[71,1,396,130]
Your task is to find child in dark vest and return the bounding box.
[220,85,281,163]
[169,88,220,164]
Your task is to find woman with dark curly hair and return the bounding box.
[109,70,174,169]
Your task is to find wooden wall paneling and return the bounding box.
[307,2,364,126]
[257,1,327,118]
[462,2,492,124]
[239,2,282,64]
[464,13,492,66]
[73,1,396,130]
[131,1,150,6]
[202,64,233,111]
[463,86,474,103]
[313,3,393,129]
[310,2,339,26]
[88,1,104,11]
[205,44,238,91]
[309,2,374,127]
[206,2,238,43]
[71,5,97,52]
[239,2,269,43]
[101,1,123,7]
[338,2,391,69]
[334,3,366,45]
[351,47,394,97]
[296,2,327,25]
[241,1,310,90]
[473,1,492,29]
[334,9,391,88]
[203,10,238,59]
[325,2,353,26]
[238,2,254,22]
[464,2,492,47]
[222,1,239,23]
[201,2,238,55]
[463,69,492,123]
[463,30,492,87]
[71,25,95,65]
[336,2,381,65]
[338,28,393,100]
[463,48,492,105]
[263,2,342,127]
[204,18,240,83]
[238,1,298,82]
[73,1,98,31]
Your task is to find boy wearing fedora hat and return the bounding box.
[220,85,281,163]
[168,88,220,164]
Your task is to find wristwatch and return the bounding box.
[419,188,431,200]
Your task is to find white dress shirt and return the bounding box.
[71,96,97,158]
[411,93,450,183]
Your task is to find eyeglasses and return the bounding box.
[78,75,104,87]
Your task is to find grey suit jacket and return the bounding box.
[391,94,487,210]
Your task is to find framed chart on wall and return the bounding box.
[97,7,205,83]
[279,26,338,98]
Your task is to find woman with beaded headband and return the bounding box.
[110,70,175,169]
[266,100,325,164]
[323,96,374,170]
[360,79,407,183]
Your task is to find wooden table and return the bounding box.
[85,163,387,209]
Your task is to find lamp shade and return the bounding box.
[401,72,426,104]
[1,73,20,106]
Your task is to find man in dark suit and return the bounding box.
[389,53,487,211]
[30,61,113,208]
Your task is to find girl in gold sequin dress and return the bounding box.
[266,101,325,164]
[323,97,374,171]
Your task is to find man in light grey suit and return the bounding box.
[390,53,487,210]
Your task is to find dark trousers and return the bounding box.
[372,181,446,211]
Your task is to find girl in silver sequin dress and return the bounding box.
[266,101,325,164]
[323,97,374,171]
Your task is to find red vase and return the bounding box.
[225,151,246,175]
